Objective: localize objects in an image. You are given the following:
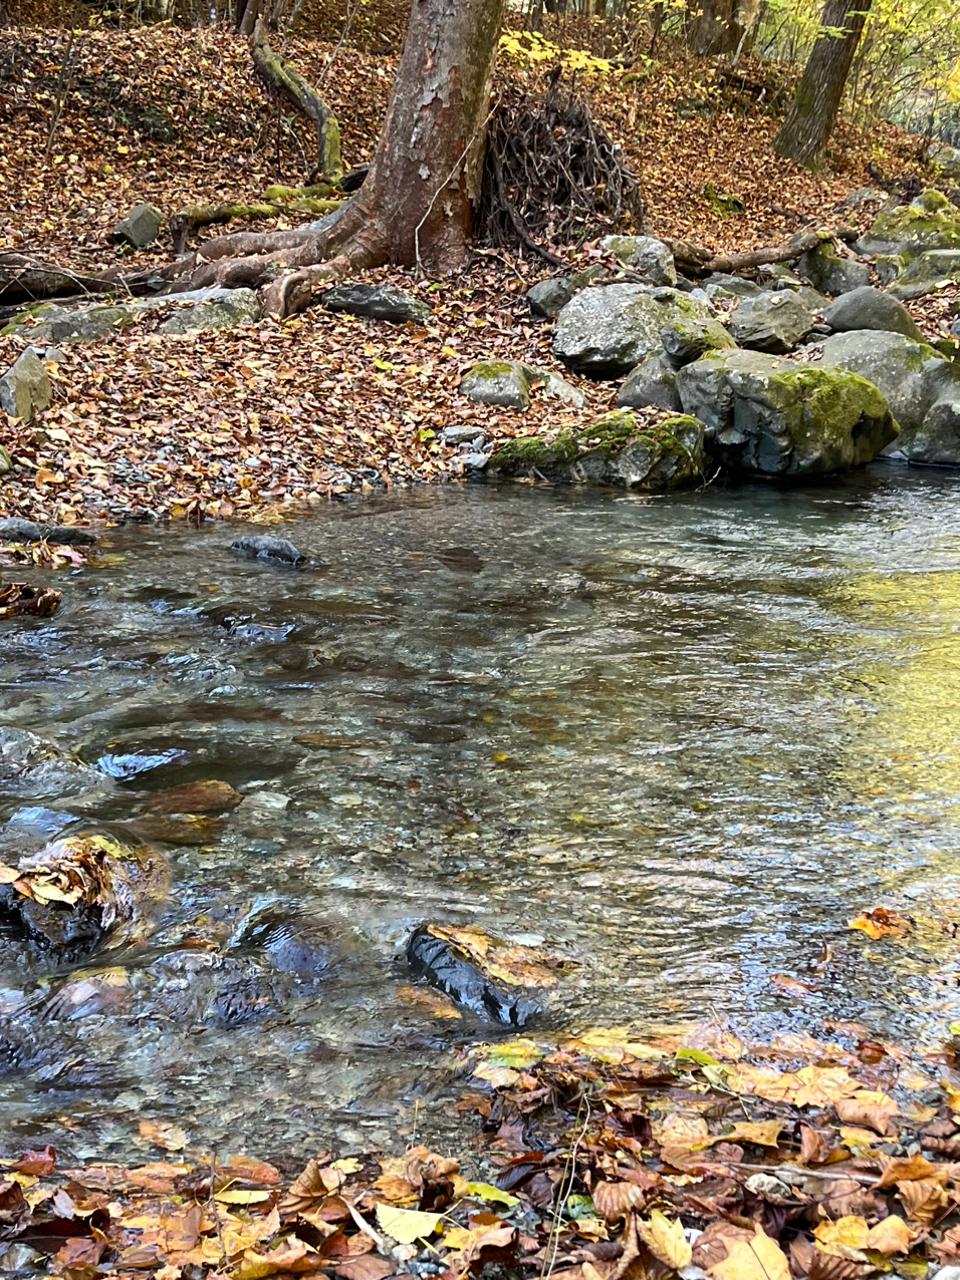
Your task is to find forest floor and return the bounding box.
[0,23,958,530]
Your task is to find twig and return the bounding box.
[540,1095,591,1280]
[346,1199,388,1252]
[315,0,362,89]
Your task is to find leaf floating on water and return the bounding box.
[849,907,913,939]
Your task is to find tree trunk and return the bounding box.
[773,0,872,168]
[166,0,505,317]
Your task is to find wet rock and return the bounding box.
[0,831,169,962]
[406,924,541,1027]
[659,316,735,367]
[238,910,335,977]
[677,348,897,475]
[822,287,924,340]
[600,234,677,286]
[616,354,682,412]
[145,779,244,814]
[97,746,188,780]
[0,348,52,421]
[527,277,573,318]
[200,601,297,641]
[905,396,960,466]
[112,203,164,248]
[727,291,816,354]
[459,361,585,411]
[0,727,104,802]
[0,516,96,545]
[486,411,706,491]
[229,535,306,567]
[320,283,430,325]
[554,285,714,378]
[797,240,871,297]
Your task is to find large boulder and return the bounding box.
[459,361,585,410]
[486,411,706,490]
[600,235,677,286]
[823,287,924,340]
[856,189,960,259]
[320,283,430,325]
[817,330,960,464]
[554,284,713,378]
[3,288,258,344]
[727,291,817,353]
[798,241,871,297]
[0,348,51,421]
[887,249,960,300]
[157,288,257,334]
[616,354,682,412]
[676,349,897,476]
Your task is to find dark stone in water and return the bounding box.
[435,547,484,573]
[229,535,306,567]
[97,748,188,780]
[406,924,540,1027]
[0,517,97,545]
[239,910,335,978]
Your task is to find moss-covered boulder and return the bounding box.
[798,240,871,297]
[676,349,897,476]
[660,316,736,366]
[553,284,714,378]
[459,361,585,410]
[3,288,259,343]
[888,249,960,301]
[485,411,705,490]
[856,189,960,260]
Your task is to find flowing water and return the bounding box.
[2,466,960,1163]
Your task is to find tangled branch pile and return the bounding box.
[477,75,643,263]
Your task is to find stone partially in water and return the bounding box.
[229,535,307,567]
[145,779,244,815]
[0,727,105,802]
[407,924,542,1027]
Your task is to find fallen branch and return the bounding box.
[668,226,860,276]
[168,196,342,254]
[0,254,145,305]
[251,19,342,179]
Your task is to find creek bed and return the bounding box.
[2,467,960,1161]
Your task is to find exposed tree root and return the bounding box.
[168,197,343,254]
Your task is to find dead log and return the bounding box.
[668,226,860,276]
[251,19,342,180]
[0,254,136,305]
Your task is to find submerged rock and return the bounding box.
[406,924,545,1027]
[0,517,96,545]
[229,535,307,567]
[0,727,104,802]
[676,349,897,476]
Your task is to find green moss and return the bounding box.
[573,410,640,457]
[490,431,579,469]
[769,367,893,447]
[866,191,960,257]
[467,361,517,379]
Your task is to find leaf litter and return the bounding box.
[6,1020,960,1277]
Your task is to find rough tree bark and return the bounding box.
[168,0,506,318]
[686,0,757,57]
[773,0,872,168]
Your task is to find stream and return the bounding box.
[2,466,960,1163]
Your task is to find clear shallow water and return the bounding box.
[2,467,960,1162]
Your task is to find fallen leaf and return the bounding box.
[375,1204,443,1244]
[638,1210,692,1270]
[709,1226,789,1280]
[849,908,913,939]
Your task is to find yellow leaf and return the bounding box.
[472,1063,519,1088]
[375,1204,442,1244]
[814,1215,869,1260]
[638,1211,691,1270]
[331,1158,362,1174]
[718,1120,783,1148]
[465,1182,519,1207]
[865,1215,914,1255]
[709,1226,790,1280]
[215,1188,273,1205]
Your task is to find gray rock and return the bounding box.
[906,396,960,466]
[817,330,958,437]
[676,348,897,475]
[569,263,610,291]
[767,282,831,313]
[440,424,485,446]
[856,189,960,259]
[660,316,736,367]
[461,361,531,409]
[823,286,924,340]
[888,249,960,300]
[844,187,888,210]
[727,291,817,353]
[460,361,585,410]
[112,203,164,248]
[229,535,306,567]
[157,288,258,334]
[554,284,713,378]
[0,516,96,545]
[527,278,573,319]
[0,348,51,421]
[616,354,682,412]
[600,235,677,286]
[702,273,764,299]
[320,284,430,325]
[930,142,960,182]
[486,411,706,491]
[798,240,871,297]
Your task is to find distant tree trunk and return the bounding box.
[773,0,872,167]
[686,0,758,55]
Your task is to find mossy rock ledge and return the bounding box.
[676,349,898,476]
[485,412,706,491]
